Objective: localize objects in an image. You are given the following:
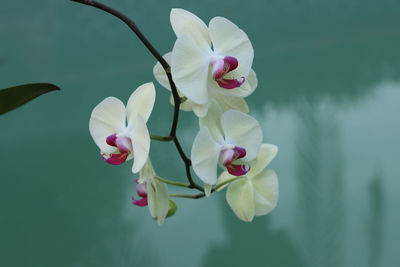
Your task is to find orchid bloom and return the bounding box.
[217,144,279,222]
[153,52,257,117]
[133,159,169,226]
[154,8,256,110]
[191,101,262,186]
[132,179,148,206]
[89,82,155,173]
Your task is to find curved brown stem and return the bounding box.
[70,0,203,192]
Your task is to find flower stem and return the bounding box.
[70,0,203,193]
[155,176,191,188]
[70,0,168,69]
[214,176,244,191]
[150,135,173,142]
[169,193,204,199]
[169,176,245,199]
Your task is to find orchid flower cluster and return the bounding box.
[86,7,278,225]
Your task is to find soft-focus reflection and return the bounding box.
[368,169,384,267]
[201,195,305,267]
[292,103,344,267]
[1,0,400,266]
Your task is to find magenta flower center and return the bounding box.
[211,56,245,89]
[221,146,250,176]
[102,133,133,165]
[132,179,148,207]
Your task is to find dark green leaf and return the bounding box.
[0,83,60,115]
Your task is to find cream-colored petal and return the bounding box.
[252,169,279,216]
[147,178,169,226]
[192,102,209,118]
[169,93,209,117]
[209,17,253,77]
[171,34,210,104]
[126,83,156,125]
[209,69,257,98]
[169,93,193,111]
[130,115,150,173]
[216,171,247,192]
[199,100,224,143]
[89,97,126,154]
[213,91,249,113]
[226,178,255,222]
[170,8,211,51]
[247,144,278,177]
[204,183,212,197]
[221,110,262,161]
[138,158,155,184]
[216,171,232,192]
[247,69,258,94]
[191,127,223,185]
[153,52,172,91]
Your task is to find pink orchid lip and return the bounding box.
[106,133,117,147]
[222,146,249,176]
[227,163,250,176]
[102,152,129,165]
[132,180,148,207]
[222,146,247,166]
[102,133,133,165]
[211,56,245,90]
[132,196,148,207]
[216,77,245,89]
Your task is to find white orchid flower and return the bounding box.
[191,101,262,185]
[132,159,170,226]
[89,82,155,173]
[217,144,279,222]
[153,52,257,117]
[153,8,257,112]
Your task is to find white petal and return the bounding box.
[247,69,258,94]
[130,115,150,173]
[153,52,172,91]
[221,110,262,161]
[226,178,255,222]
[247,144,278,177]
[138,159,155,184]
[191,127,223,185]
[204,183,212,197]
[89,97,126,154]
[252,169,279,216]
[192,102,209,118]
[147,178,169,226]
[216,171,232,191]
[126,83,156,125]
[216,171,246,192]
[199,100,224,143]
[213,91,249,113]
[169,93,209,117]
[209,68,257,98]
[169,93,193,111]
[209,17,253,77]
[171,34,210,104]
[170,8,211,51]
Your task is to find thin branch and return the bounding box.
[70,0,168,69]
[150,135,173,142]
[155,176,191,188]
[173,137,204,191]
[169,193,204,199]
[169,176,245,199]
[70,0,181,139]
[70,0,200,191]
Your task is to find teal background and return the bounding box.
[1,0,400,266]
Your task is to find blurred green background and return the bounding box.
[1,0,399,266]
